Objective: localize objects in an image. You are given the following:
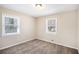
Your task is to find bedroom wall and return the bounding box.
[0,12,2,36]
[0,7,35,50]
[77,9,79,52]
[36,10,78,49]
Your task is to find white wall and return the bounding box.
[0,7,35,50]
[36,10,78,49]
[77,9,79,52]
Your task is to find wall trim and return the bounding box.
[0,38,34,50]
[37,38,78,50]
[0,38,78,51]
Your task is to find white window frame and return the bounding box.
[2,14,20,36]
[46,17,57,34]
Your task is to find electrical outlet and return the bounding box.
[51,40,54,41]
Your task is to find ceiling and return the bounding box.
[0,4,79,17]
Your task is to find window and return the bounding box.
[46,18,57,34]
[2,15,20,36]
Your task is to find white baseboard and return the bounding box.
[0,38,78,51]
[0,38,34,50]
[37,38,78,50]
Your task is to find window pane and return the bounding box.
[5,17,15,24]
[48,20,55,25]
[48,19,56,32]
[5,17,18,33]
[5,25,17,33]
[48,25,55,32]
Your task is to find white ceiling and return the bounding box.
[0,4,79,17]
